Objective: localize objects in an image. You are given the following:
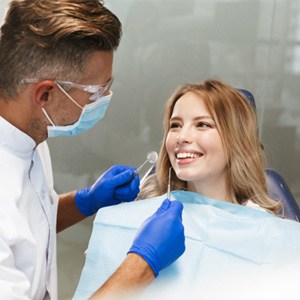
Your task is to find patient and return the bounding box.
[137,80,281,213]
[74,80,300,300]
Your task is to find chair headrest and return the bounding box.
[237,88,256,111]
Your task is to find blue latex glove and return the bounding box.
[128,199,185,277]
[75,165,140,216]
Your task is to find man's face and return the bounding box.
[47,50,114,127]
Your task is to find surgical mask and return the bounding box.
[42,84,112,137]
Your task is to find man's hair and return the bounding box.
[0,0,122,98]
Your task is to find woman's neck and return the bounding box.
[187,179,233,203]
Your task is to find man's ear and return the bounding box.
[33,80,56,107]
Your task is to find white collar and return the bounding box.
[245,200,267,212]
[0,116,36,160]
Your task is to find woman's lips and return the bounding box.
[175,151,203,165]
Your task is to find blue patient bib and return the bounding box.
[73,191,300,299]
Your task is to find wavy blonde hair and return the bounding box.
[138,79,282,215]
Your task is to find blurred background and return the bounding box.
[1,0,300,299]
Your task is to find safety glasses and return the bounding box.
[21,77,113,101]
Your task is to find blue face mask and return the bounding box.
[42,87,112,138]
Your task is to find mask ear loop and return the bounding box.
[56,82,84,110]
[41,108,56,126]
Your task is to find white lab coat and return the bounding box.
[0,117,58,299]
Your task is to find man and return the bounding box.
[0,0,185,299]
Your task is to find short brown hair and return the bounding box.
[0,0,122,98]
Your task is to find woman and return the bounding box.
[74,80,300,300]
[138,79,281,214]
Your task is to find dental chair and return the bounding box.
[238,89,300,222]
[266,168,300,221]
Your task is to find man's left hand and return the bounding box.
[74,164,140,216]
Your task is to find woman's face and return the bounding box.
[166,92,228,192]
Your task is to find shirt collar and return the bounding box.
[0,116,37,159]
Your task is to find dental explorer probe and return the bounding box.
[167,167,172,199]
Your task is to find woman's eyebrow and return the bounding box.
[194,116,213,120]
[170,115,213,121]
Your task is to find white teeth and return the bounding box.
[176,152,199,159]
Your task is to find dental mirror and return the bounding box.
[133,151,158,177]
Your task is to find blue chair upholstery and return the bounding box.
[237,88,256,111]
[238,89,300,221]
[266,169,300,221]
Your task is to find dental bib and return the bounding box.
[73,191,300,300]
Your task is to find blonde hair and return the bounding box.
[138,79,282,215]
[0,0,121,98]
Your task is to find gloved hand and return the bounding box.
[75,164,140,216]
[128,199,185,277]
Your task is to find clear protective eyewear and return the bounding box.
[21,77,114,101]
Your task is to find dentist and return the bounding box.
[0,1,185,299]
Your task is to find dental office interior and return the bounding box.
[1,0,300,299]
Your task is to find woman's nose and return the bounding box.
[176,127,193,144]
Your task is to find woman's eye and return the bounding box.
[197,122,209,128]
[170,122,180,129]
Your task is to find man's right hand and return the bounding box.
[128,199,185,277]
